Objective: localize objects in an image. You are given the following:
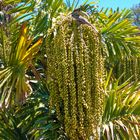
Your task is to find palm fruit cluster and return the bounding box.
[46,15,104,140]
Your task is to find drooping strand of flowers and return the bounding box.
[117,57,140,82]
[46,16,104,140]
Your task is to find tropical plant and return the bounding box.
[45,5,140,139]
[101,70,140,140]
[0,22,42,107]
[94,8,140,63]
[92,8,140,83]
[0,0,67,107]
[0,83,67,140]
[0,0,140,140]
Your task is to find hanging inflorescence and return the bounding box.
[116,57,140,82]
[46,15,105,140]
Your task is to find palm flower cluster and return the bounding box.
[115,57,140,82]
[123,58,140,81]
[46,15,105,140]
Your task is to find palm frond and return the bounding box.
[101,71,140,140]
[90,8,140,64]
[0,23,42,107]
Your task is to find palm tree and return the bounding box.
[0,0,140,139]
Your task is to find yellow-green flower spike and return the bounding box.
[46,15,105,140]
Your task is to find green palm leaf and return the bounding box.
[101,71,140,140]
[0,23,42,107]
[91,9,140,63]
